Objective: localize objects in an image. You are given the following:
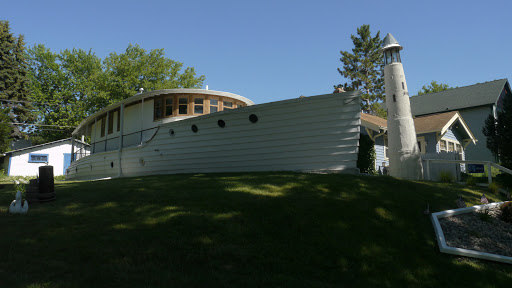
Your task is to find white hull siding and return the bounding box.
[66,92,361,180]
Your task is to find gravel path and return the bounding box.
[439,207,512,257]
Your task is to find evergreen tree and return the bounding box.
[0,20,34,139]
[417,80,451,95]
[337,24,384,116]
[0,108,11,152]
[483,90,512,168]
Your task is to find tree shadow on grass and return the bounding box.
[0,172,510,287]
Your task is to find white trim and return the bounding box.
[72,89,254,135]
[431,201,512,264]
[440,112,476,144]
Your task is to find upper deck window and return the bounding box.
[210,98,219,113]
[179,97,188,115]
[165,97,174,116]
[194,97,204,114]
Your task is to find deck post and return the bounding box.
[487,162,492,185]
[93,117,97,153]
[70,135,75,163]
[105,112,109,151]
[141,98,144,145]
[118,104,125,177]
[426,159,431,181]
[118,104,125,150]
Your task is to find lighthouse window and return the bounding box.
[385,51,392,64]
[402,82,405,90]
[179,97,188,115]
[393,94,396,102]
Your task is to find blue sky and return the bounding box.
[2,0,511,104]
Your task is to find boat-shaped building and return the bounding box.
[66,89,361,180]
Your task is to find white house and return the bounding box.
[1,138,90,177]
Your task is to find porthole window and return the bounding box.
[169,129,175,136]
[110,162,114,168]
[191,124,198,133]
[218,120,226,128]
[249,114,258,123]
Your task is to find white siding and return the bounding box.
[9,142,72,176]
[67,92,361,180]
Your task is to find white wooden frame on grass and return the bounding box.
[431,201,512,264]
[424,159,512,184]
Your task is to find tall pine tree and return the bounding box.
[0,20,34,139]
[337,25,384,116]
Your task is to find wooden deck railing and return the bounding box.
[424,159,512,184]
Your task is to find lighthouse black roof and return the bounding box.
[382,33,403,50]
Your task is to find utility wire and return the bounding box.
[10,123,76,128]
[1,99,62,106]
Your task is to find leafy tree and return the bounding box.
[337,24,384,116]
[0,20,35,139]
[417,81,451,95]
[27,45,103,141]
[28,44,206,142]
[101,44,205,108]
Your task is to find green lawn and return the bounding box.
[0,173,510,287]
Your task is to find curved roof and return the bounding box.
[72,89,253,134]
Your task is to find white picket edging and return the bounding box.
[430,201,512,264]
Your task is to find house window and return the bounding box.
[448,142,455,152]
[29,153,49,163]
[439,140,447,151]
[165,97,174,117]
[194,97,204,114]
[179,97,188,115]
[210,98,219,113]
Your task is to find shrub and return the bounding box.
[357,133,376,175]
[466,176,477,186]
[439,171,454,183]
[500,201,512,224]
[477,208,493,222]
[488,182,501,194]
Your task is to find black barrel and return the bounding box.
[39,165,55,194]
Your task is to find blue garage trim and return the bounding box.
[7,156,11,176]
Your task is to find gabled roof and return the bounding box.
[410,79,509,116]
[3,138,89,155]
[361,113,388,132]
[361,111,476,143]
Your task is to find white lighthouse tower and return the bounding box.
[382,33,423,179]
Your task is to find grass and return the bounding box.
[0,172,511,287]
